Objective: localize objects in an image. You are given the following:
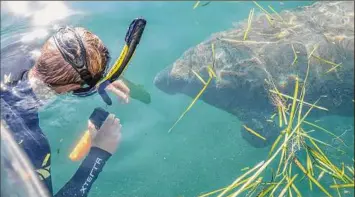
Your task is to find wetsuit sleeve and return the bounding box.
[54,147,111,197]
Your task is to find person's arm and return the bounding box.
[54,147,111,197]
[54,114,121,197]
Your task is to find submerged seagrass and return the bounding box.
[154,1,354,148]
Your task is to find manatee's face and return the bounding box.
[153,39,279,148]
[153,66,187,95]
[154,43,214,96]
[154,38,270,109]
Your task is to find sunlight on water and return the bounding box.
[32,1,74,26]
[3,1,74,26]
[3,1,31,17]
[21,28,49,43]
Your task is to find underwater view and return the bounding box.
[1,1,354,197]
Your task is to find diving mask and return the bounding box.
[53,18,147,105]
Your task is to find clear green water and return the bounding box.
[1,1,353,197]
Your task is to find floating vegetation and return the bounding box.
[221,38,276,45]
[241,167,250,171]
[242,125,266,141]
[325,63,342,73]
[193,1,211,9]
[308,44,319,59]
[294,156,333,197]
[330,183,355,189]
[253,1,274,25]
[276,30,289,39]
[201,2,211,7]
[199,60,354,196]
[291,44,298,66]
[312,55,341,67]
[269,89,328,111]
[267,5,284,22]
[193,1,200,9]
[168,66,216,133]
[192,70,207,85]
[168,44,217,133]
[243,8,255,40]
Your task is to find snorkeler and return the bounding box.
[1,18,146,197]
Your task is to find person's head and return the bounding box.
[31,27,110,94]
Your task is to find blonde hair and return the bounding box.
[33,27,109,88]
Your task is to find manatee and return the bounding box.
[154,1,354,148]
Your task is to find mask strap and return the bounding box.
[53,27,98,87]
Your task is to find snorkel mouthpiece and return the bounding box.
[98,80,112,105]
[97,18,147,105]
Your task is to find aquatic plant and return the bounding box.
[168,43,217,133]
[193,1,211,10]
[198,57,353,197]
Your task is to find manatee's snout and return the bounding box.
[154,67,175,94]
[154,66,188,95]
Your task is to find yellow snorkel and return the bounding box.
[95,18,147,105]
[72,18,145,106]
[96,45,129,88]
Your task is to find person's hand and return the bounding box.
[88,114,122,154]
[105,80,130,104]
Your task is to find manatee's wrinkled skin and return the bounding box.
[154,1,354,148]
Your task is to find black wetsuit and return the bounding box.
[0,41,111,197]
